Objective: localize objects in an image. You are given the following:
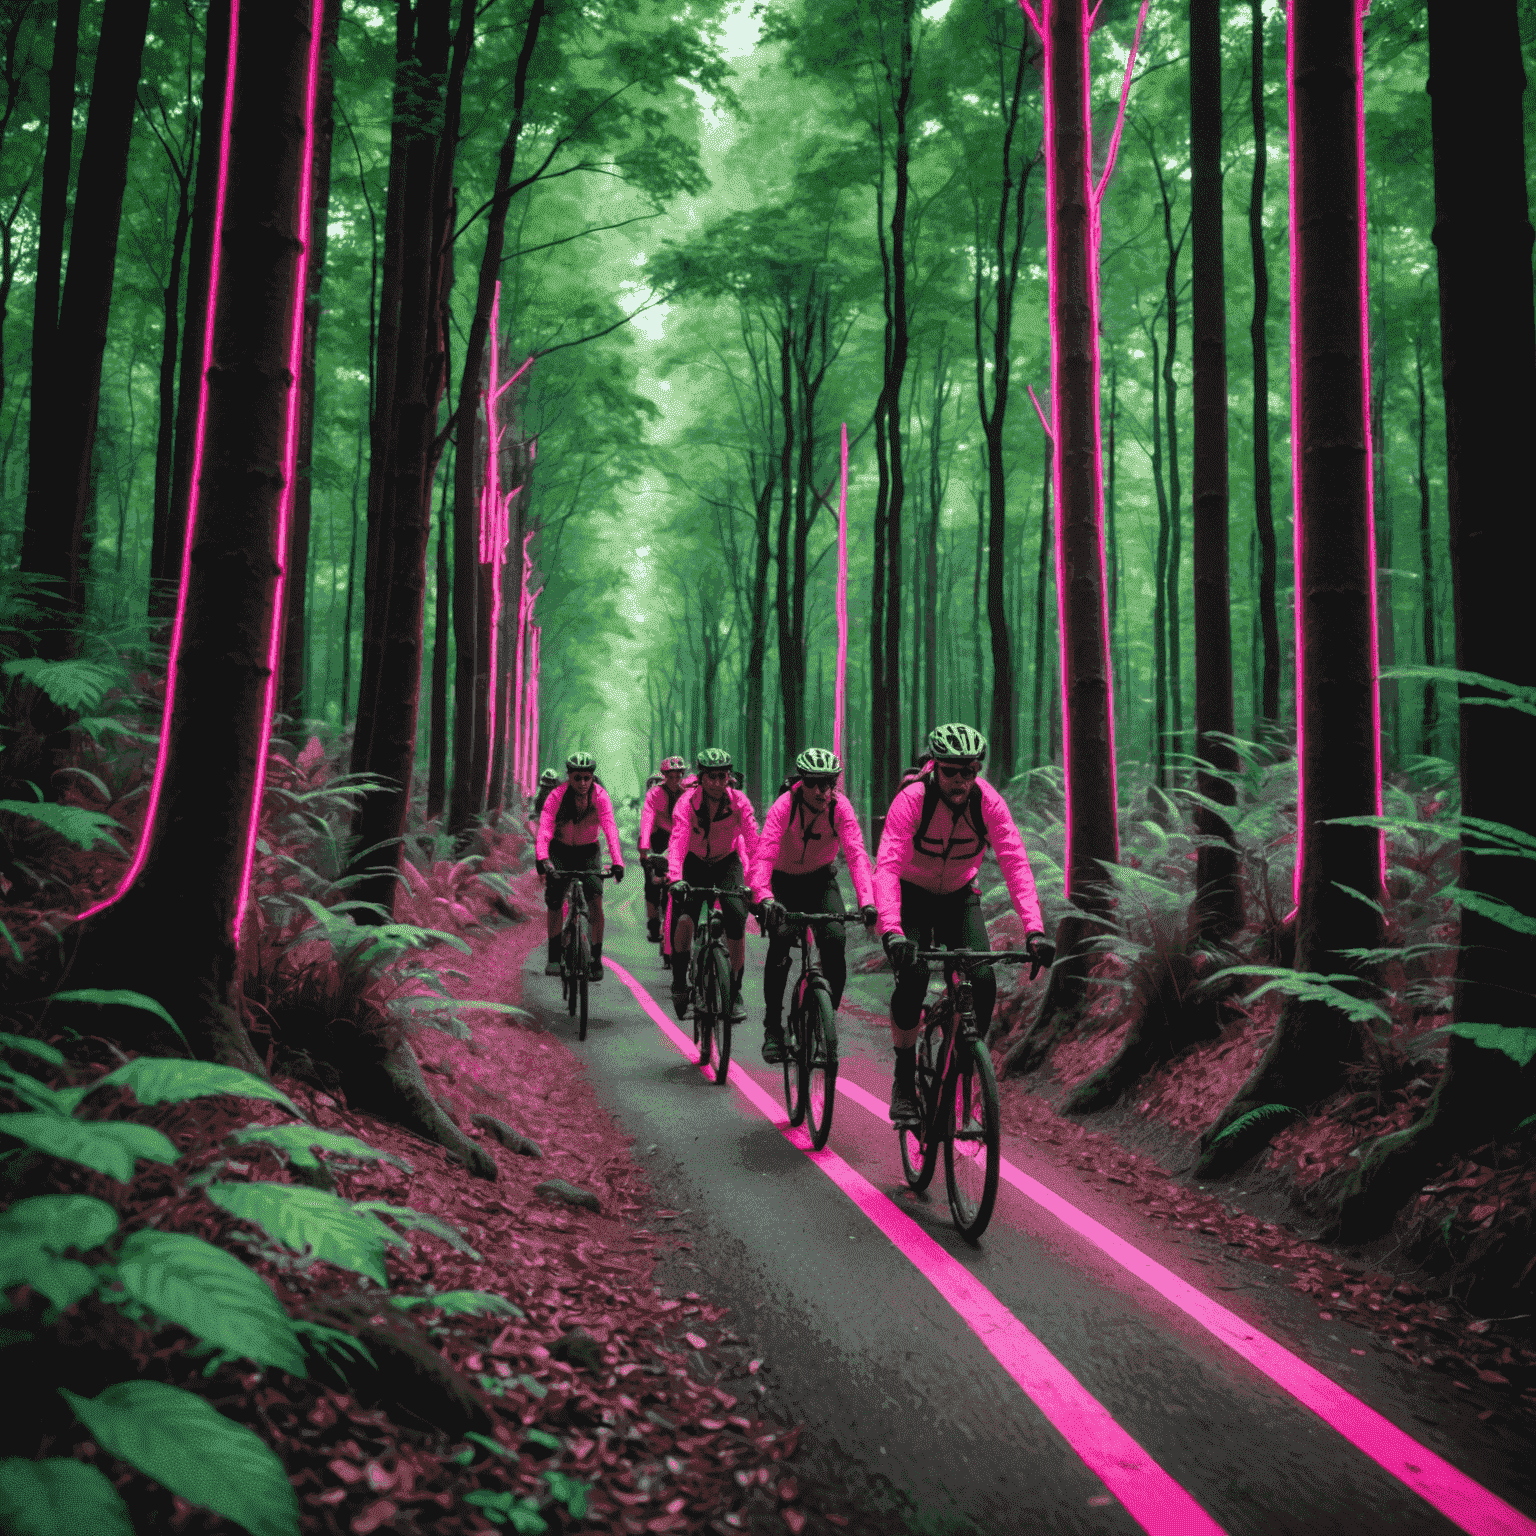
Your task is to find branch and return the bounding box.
[531,294,666,358]
[1018,0,1042,40]
[1093,0,1152,205]
[498,213,661,266]
[1027,383,1052,445]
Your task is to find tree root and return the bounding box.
[1000,916,1095,1077]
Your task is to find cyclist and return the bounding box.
[532,767,560,821]
[639,756,690,944]
[873,723,1053,1128]
[749,747,876,1065]
[535,751,625,981]
[666,746,759,1023]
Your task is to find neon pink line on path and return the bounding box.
[606,961,1226,1536]
[827,1073,1536,1536]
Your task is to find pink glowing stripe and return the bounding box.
[606,962,1226,1536]
[833,421,848,762]
[237,0,328,940]
[830,1076,1533,1536]
[481,285,504,798]
[526,620,541,788]
[1287,0,1303,905]
[1093,0,1149,204]
[80,1,242,921]
[510,529,534,796]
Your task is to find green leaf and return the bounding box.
[70,715,158,746]
[463,1431,516,1459]
[203,1182,391,1285]
[1,658,119,711]
[0,919,20,965]
[1429,1024,1536,1070]
[389,1290,523,1318]
[0,1249,97,1311]
[0,802,124,852]
[1199,966,1392,1028]
[116,1231,305,1375]
[1380,664,1536,716]
[94,1058,301,1118]
[542,1469,590,1518]
[50,990,186,1046]
[1208,1103,1296,1151]
[0,1194,119,1254]
[464,1491,548,1533]
[353,1202,480,1258]
[0,1457,134,1536]
[0,1114,177,1181]
[524,1428,561,1451]
[230,1124,407,1172]
[0,1064,81,1115]
[61,1381,300,1536]
[0,1034,65,1067]
[1452,889,1536,936]
[291,1319,376,1377]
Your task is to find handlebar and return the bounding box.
[675,886,748,900]
[777,910,859,926]
[913,947,1037,967]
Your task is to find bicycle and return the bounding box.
[679,885,744,1086]
[644,856,672,964]
[773,909,857,1151]
[556,868,618,1042]
[898,948,1034,1243]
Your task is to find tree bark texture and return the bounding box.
[21,0,151,633]
[1189,0,1241,936]
[1150,331,1169,786]
[1414,338,1437,756]
[1199,0,1382,1168]
[427,456,451,819]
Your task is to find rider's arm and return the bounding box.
[638,785,658,853]
[832,794,876,909]
[666,788,695,884]
[872,785,921,936]
[595,786,624,869]
[979,780,1044,936]
[534,783,564,862]
[733,788,761,869]
[749,793,789,905]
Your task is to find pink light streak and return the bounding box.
[510,529,534,797]
[80,2,242,922]
[833,422,848,763]
[237,0,327,941]
[526,622,541,789]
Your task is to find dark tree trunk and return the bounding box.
[1031,431,1051,768]
[1150,331,1170,786]
[971,482,984,725]
[278,0,342,732]
[1189,0,1241,937]
[1155,158,1185,773]
[342,419,363,726]
[869,405,889,817]
[20,0,79,623]
[21,0,151,634]
[447,0,546,833]
[148,114,197,627]
[160,0,230,633]
[775,305,798,766]
[1370,321,1397,772]
[427,452,452,819]
[744,474,774,804]
[1414,337,1438,756]
[1330,0,1536,1236]
[1249,0,1280,733]
[70,0,319,1065]
[1199,0,1382,1170]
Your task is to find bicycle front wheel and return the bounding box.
[944,1038,1001,1242]
[783,995,807,1126]
[564,925,580,1018]
[577,936,590,1042]
[804,984,838,1151]
[899,1010,942,1193]
[709,946,732,1084]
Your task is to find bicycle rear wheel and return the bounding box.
[899,1009,942,1193]
[944,1038,1001,1242]
[804,984,838,1151]
[708,946,732,1084]
[783,993,807,1125]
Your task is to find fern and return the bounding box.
[88,1057,303,1117]
[1208,1103,1296,1150]
[1,657,119,711]
[0,1112,178,1182]
[354,1201,480,1258]
[390,1290,523,1318]
[50,989,186,1045]
[0,799,125,852]
[1429,1023,1536,1070]
[203,1182,394,1285]
[1199,966,1392,1030]
[291,1319,377,1378]
[230,1123,412,1173]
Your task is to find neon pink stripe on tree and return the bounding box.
[834,421,849,764]
[510,528,534,795]
[80,1,242,920]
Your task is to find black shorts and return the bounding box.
[544,842,602,911]
[672,852,748,942]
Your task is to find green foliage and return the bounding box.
[288,896,470,972]
[390,1289,523,1318]
[49,990,186,1045]
[1,659,120,712]
[463,1489,549,1532]
[0,1457,135,1536]
[0,1035,65,1067]
[542,1469,591,1519]
[229,1123,412,1173]
[0,800,125,853]
[114,1231,307,1376]
[61,1382,300,1536]
[1430,1023,1536,1070]
[0,1196,120,1311]
[90,1057,303,1116]
[203,1182,394,1285]
[0,1113,178,1182]
[1207,1104,1297,1151]
[290,1319,377,1379]
[353,1201,480,1258]
[1199,965,1393,1032]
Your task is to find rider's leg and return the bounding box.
[588,884,606,977]
[888,882,931,1124]
[952,886,995,1032]
[813,872,848,1008]
[543,868,568,974]
[670,856,704,1009]
[720,864,749,1021]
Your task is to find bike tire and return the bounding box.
[693,956,713,1068]
[709,945,733,1084]
[783,991,807,1126]
[577,936,590,1042]
[944,1038,1001,1242]
[804,983,838,1151]
[564,925,580,1018]
[898,1009,942,1193]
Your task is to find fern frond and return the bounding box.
[0,800,124,852]
[1,657,119,711]
[1208,1102,1295,1150]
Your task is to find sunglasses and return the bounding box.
[936,762,980,781]
[568,772,594,784]
[801,777,837,790]
[700,769,731,782]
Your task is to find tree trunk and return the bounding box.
[1370,318,1398,772]
[446,0,546,833]
[1329,0,1536,1237]
[1198,0,1382,1172]
[21,0,151,635]
[1189,0,1242,937]
[1157,166,1184,774]
[1249,0,1280,735]
[278,0,341,732]
[1031,431,1051,768]
[971,482,984,725]
[1150,331,1170,786]
[744,474,773,804]
[1414,337,1438,756]
[870,405,889,817]
[427,452,452,819]
[775,306,798,766]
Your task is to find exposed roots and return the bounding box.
[1000,915,1096,1078]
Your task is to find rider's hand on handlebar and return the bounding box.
[611,862,625,883]
[882,932,917,971]
[669,880,691,903]
[758,898,786,934]
[1024,931,1056,980]
[859,904,878,931]
[536,858,554,879]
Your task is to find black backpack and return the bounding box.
[907,770,987,858]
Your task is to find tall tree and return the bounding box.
[1413,336,1437,756]
[1332,0,1536,1235]
[20,0,152,637]
[0,0,45,434]
[1199,0,1382,1169]
[1188,0,1241,936]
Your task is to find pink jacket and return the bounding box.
[535,782,624,866]
[639,778,692,849]
[749,786,875,908]
[873,775,1042,937]
[667,785,759,882]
